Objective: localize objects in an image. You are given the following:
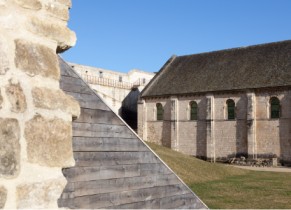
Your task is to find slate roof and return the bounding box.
[141,40,291,97]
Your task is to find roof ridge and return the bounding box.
[141,40,291,97]
[178,39,291,58]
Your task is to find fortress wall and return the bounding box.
[0,0,79,208]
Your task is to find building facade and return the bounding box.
[138,40,291,164]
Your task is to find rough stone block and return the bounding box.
[17,179,66,209]
[0,186,7,208]
[25,115,74,167]
[6,79,27,113]
[14,39,59,80]
[14,0,42,10]
[0,40,10,75]
[29,17,76,53]
[32,87,80,118]
[0,118,20,177]
[45,3,69,20]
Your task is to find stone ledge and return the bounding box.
[25,115,74,167]
[29,17,76,53]
[14,39,60,80]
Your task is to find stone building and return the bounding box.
[69,62,155,129]
[138,40,291,164]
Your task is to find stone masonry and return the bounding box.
[139,90,291,163]
[0,0,79,208]
[139,41,291,164]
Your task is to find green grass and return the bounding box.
[146,142,291,209]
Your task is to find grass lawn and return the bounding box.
[146,142,291,209]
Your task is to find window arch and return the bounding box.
[190,101,198,120]
[226,99,235,120]
[270,97,280,119]
[156,103,164,121]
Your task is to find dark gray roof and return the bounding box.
[141,40,291,97]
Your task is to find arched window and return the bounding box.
[270,97,280,119]
[156,103,164,121]
[190,101,198,120]
[226,99,235,120]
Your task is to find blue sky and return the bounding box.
[62,0,291,73]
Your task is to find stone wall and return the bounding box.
[139,89,291,163]
[0,0,79,208]
[255,91,291,160]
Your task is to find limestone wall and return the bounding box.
[255,91,291,161]
[139,89,291,163]
[0,0,79,208]
[213,93,248,159]
[140,98,171,147]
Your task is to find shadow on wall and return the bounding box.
[227,93,291,165]
[162,100,171,148]
[279,94,291,166]
[121,88,140,131]
[196,98,207,160]
[236,96,248,158]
